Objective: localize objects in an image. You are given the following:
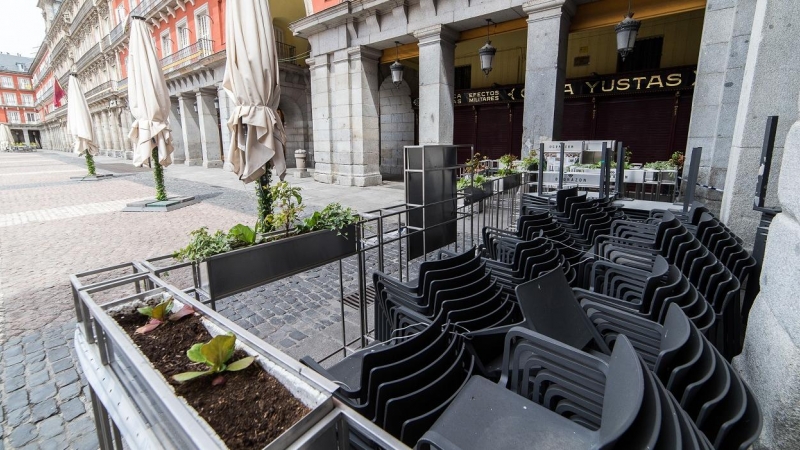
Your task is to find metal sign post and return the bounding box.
[615,141,625,197]
[682,147,702,212]
[537,143,545,194]
[598,142,608,199]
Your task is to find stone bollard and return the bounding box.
[294,149,310,178]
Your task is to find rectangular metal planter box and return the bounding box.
[200,225,358,303]
[74,273,337,450]
[497,173,522,192]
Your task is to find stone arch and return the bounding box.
[379,76,415,176]
[279,94,308,169]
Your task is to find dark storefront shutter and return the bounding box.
[454,107,476,163]
[672,93,693,155]
[476,105,511,160]
[594,95,675,163]
[562,100,593,141]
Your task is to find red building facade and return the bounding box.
[0,54,42,146]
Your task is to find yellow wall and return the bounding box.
[566,9,704,78]
[454,30,527,89]
[454,9,704,89]
[270,0,310,66]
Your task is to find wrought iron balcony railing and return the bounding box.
[160,39,214,74]
[70,0,95,35]
[51,39,68,60]
[85,80,113,98]
[130,0,160,19]
[117,78,128,91]
[76,42,101,71]
[277,41,299,65]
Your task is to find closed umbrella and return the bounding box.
[0,123,13,151]
[223,0,287,224]
[128,16,173,200]
[67,73,99,175]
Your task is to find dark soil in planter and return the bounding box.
[113,311,310,449]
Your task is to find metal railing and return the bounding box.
[108,22,125,47]
[85,80,113,98]
[76,42,101,71]
[277,41,299,65]
[70,0,94,35]
[51,39,68,60]
[36,87,54,105]
[160,39,214,74]
[130,0,160,18]
[117,78,128,91]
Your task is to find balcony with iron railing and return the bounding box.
[108,22,125,47]
[160,39,214,74]
[277,41,299,66]
[76,42,102,71]
[85,80,113,98]
[69,0,94,35]
[130,0,160,19]
[117,78,128,91]
[51,38,68,60]
[36,87,54,105]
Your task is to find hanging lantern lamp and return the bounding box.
[390,41,404,88]
[615,0,641,61]
[478,19,496,76]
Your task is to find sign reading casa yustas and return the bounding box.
[452,66,696,105]
[564,66,697,97]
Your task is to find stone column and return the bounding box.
[179,94,202,165]
[196,90,223,168]
[685,0,755,213]
[216,84,234,171]
[96,113,108,154]
[414,24,458,145]
[520,0,575,155]
[344,47,382,186]
[122,109,134,152]
[107,109,122,157]
[169,97,185,164]
[720,0,800,247]
[309,54,334,183]
[733,90,800,450]
[22,129,30,145]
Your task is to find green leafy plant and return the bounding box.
[464,153,488,175]
[255,165,273,233]
[265,181,304,237]
[85,153,96,176]
[173,227,232,262]
[670,151,685,170]
[227,224,259,247]
[497,154,519,176]
[521,153,539,170]
[152,148,167,202]
[457,174,487,190]
[173,334,255,385]
[136,298,195,334]
[644,160,677,170]
[298,203,359,235]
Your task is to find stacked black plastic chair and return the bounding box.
[590,211,743,359]
[418,331,714,449]
[301,318,475,447]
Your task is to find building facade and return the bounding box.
[0,54,42,146]
[291,0,707,186]
[33,0,313,169]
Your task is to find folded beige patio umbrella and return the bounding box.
[128,16,174,168]
[0,123,14,150]
[67,74,99,156]
[222,0,287,183]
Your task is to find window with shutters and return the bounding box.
[21,94,33,106]
[161,31,172,57]
[176,19,190,49]
[0,77,13,88]
[617,37,663,73]
[25,112,39,123]
[3,93,17,105]
[455,66,471,90]
[7,111,20,123]
[116,5,126,24]
[195,6,211,52]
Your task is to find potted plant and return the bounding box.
[495,154,522,191]
[74,276,336,449]
[458,174,492,205]
[521,153,539,172]
[172,188,360,306]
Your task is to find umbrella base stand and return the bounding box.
[70,174,114,181]
[122,196,197,212]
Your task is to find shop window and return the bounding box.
[455,65,471,90]
[617,36,663,73]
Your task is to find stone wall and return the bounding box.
[379,77,414,176]
[733,89,800,449]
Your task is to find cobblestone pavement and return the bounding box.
[0,150,426,449]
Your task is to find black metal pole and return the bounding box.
[754,116,778,210]
[537,142,545,195]
[615,141,625,197]
[558,142,565,190]
[683,147,702,212]
[598,142,607,199]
